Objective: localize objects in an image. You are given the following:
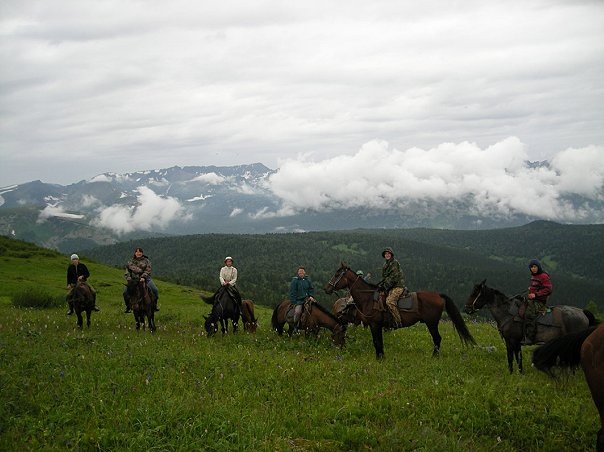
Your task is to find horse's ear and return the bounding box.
[480,279,486,286]
[341,261,348,268]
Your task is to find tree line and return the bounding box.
[83,221,604,313]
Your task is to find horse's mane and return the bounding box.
[313,301,342,322]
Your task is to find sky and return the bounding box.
[1,0,603,189]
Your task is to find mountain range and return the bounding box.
[1,162,602,252]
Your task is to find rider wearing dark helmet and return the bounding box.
[381,247,405,327]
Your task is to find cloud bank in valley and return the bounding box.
[265,138,604,221]
[93,186,190,234]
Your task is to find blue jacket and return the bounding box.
[289,276,314,305]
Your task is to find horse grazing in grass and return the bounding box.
[533,324,604,452]
[203,286,240,336]
[242,299,258,333]
[324,263,475,359]
[69,282,96,329]
[464,279,597,373]
[271,299,346,347]
[126,278,157,332]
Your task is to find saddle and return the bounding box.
[510,297,555,327]
[374,289,419,313]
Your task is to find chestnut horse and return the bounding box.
[241,299,258,333]
[464,280,597,373]
[532,324,604,452]
[69,282,95,329]
[324,263,474,359]
[271,299,346,347]
[125,278,157,332]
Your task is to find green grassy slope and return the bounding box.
[0,237,599,451]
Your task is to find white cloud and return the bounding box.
[266,138,604,220]
[191,173,225,185]
[229,208,243,217]
[93,186,190,234]
[37,205,84,222]
[0,1,603,187]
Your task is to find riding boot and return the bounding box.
[521,320,535,345]
[92,291,100,311]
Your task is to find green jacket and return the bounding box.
[382,258,404,291]
[289,276,314,305]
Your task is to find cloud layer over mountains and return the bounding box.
[79,137,604,234]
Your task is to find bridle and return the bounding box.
[328,267,380,320]
[467,284,486,314]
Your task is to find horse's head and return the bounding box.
[331,322,347,347]
[324,263,355,294]
[204,314,218,336]
[464,279,489,314]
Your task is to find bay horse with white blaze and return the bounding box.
[532,324,604,452]
[464,279,597,373]
[324,263,475,359]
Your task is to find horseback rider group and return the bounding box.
[65,244,552,340]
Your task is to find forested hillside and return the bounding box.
[84,221,604,312]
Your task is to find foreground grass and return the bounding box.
[0,301,597,451]
[0,240,598,451]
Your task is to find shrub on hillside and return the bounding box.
[12,288,64,309]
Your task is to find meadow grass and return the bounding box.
[0,247,598,451]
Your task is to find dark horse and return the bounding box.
[533,324,604,452]
[324,264,474,358]
[271,299,346,347]
[125,278,157,332]
[464,279,597,373]
[203,286,240,336]
[69,282,95,329]
[241,299,258,333]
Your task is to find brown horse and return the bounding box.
[271,299,346,347]
[126,278,157,332]
[464,280,597,373]
[324,263,475,359]
[532,324,604,451]
[332,296,362,326]
[69,282,95,329]
[241,299,258,333]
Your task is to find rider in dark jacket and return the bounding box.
[523,258,553,344]
[289,266,316,333]
[66,254,98,314]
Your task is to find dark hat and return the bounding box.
[382,247,394,258]
[528,259,543,273]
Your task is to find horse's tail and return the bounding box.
[271,302,283,334]
[532,326,598,374]
[441,293,476,345]
[583,309,600,326]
